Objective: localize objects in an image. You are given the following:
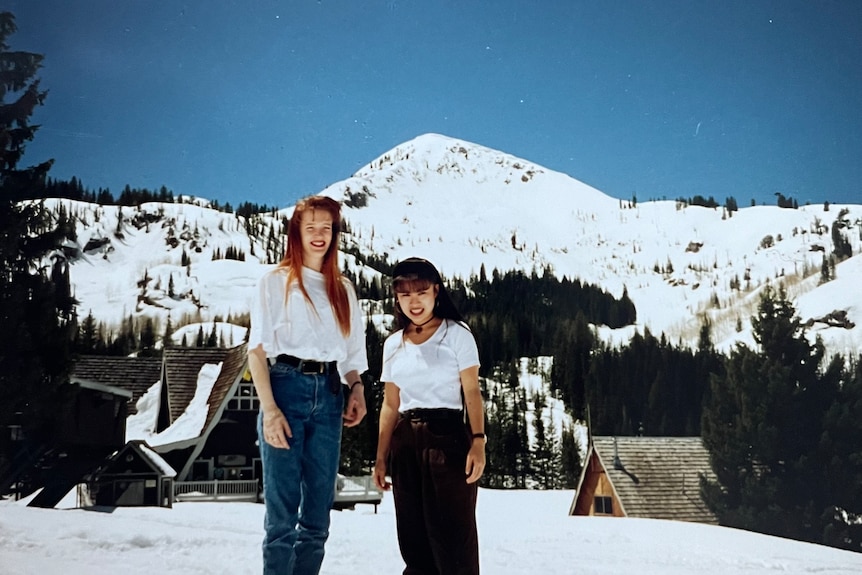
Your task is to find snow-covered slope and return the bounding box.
[50,132,862,359]
[327,133,862,357]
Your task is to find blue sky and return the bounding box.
[8,0,862,209]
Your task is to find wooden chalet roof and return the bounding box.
[162,344,248,431]
[591,436,717,524]
[99,440,177,478]
[71,355,162,415]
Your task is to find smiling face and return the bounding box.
[395,280,440,326]
[299,208,333,269]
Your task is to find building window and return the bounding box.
[9,425,23,441]
[228,383,259,411]
[594,496,613,515]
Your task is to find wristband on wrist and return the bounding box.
[472,432,486,442]
[349,380,364,391]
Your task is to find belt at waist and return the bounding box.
[276,354,337,375]
[400,408,463,422]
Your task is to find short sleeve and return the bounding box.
[248,270,275,355]
[339,280,369,379]
[453,323,480,371]
[380,332,401,383]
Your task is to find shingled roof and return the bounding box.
[571,436,718,524]
[71,344,248,438]
[71,355,162,415]
[162,344,248,431]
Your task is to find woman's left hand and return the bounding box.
[343,383,367,427]
[465,440,485,484]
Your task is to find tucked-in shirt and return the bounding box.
[248,266,368,380]
[381,319,479,412]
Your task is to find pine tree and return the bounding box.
[482,377,510,488]
[500,363,530,488]
[75,310,99,353]
[818,356,862,551]
[701,286,852,548]
[559,423,582,488]
[0,12,75,457]
[138,317,158,357]
[820,254,831,284]
[162,314,174,348]
[206,321,218,347]
[530,390,559,488]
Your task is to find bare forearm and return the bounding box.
[248,346,277,413]
[343,369,362,390]
[376,403,399,462]
[463,387,485,434]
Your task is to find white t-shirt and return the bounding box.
[381,319,480,412]
[248,266,368,380]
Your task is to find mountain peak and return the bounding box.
[353,132,550,185]
[323,132,615,226]
[41,134,862,361]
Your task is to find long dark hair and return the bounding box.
[390,257,465,331]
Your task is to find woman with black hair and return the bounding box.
[373,257,485,575]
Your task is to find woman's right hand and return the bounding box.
[373,459,391,491]
[262,407,292,449]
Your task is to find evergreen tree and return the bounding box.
[0,12,75,460]
[502,363,530,488]
[162,314,174,348]
[820,254,831,284]
[481,378,505,487]
[74,310,100,353]
[550,312,593,418]
[559,423,582,488]
[206,321,218,347]
[831,209,853,261]
[138,317,157,357]
[818,356,862,551]
[701,286,855,548]
[530,390,558,488]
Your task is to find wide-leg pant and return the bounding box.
[389,411,479,575]
[258,362,343,575]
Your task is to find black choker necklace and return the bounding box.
[412,316,436,333]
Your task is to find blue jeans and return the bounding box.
[258,362,344,575]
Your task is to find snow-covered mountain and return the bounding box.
[51,132,862,359]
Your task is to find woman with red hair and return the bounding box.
[248,195,368,575]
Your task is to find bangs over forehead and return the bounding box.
[391,258,442,294]
[301,207,334,223]
[392,275,434,293]
[293,196,341,225]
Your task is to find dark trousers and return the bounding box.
[389,410,479,575]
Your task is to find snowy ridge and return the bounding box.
[329,134,862,357]
[46,133,862,360]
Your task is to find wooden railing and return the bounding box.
[334,475,383,512]
[172,476,383,511]
[174,479,259,502]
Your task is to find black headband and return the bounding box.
[392,257,441,282]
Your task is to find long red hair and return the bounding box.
[279,195,351,336]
